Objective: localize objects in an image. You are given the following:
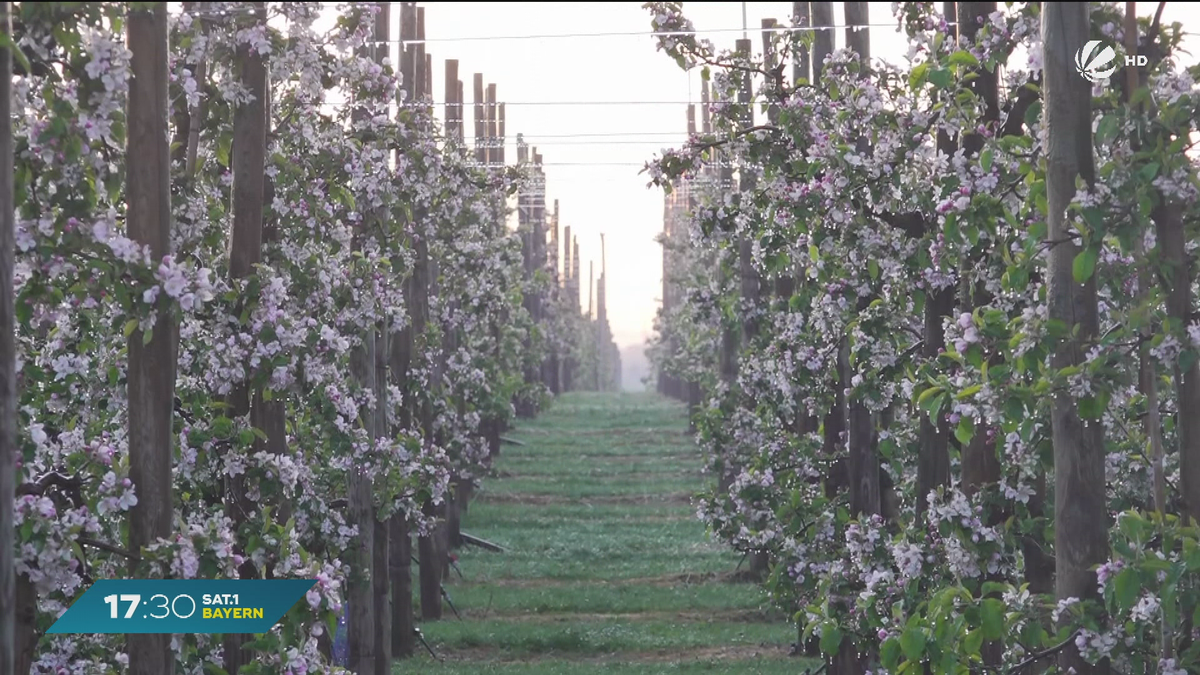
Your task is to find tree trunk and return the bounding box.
[371,515,391,674]
[125,5,177,675]
[222,4,269,671]
[347,334,377,674]
[15,575,34,675]
[958,2,1004,505]
[0,4,15,671]
[447,479,463,548]
[843,3,881,524]
[1042,5,1111,674]
[916,288,953,510]
[389,516,415,657]
[407,229,443,621]
[915,1,964,514]
[372,321,391,673]
[418,503,443,621]
[1155,201,1200,524]
[386,318,415,658]
[810,2,834,86]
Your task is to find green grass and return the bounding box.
[408,391,814,673]
[403,660,810,675]
[448,579,775,616]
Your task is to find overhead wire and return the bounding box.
[173,6,1200,40]
[175,5,963,39]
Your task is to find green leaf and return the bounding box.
[955,417,975,446]
[900,626,926,660]
[211,417,235,439]
[980,148,993,173]
[142,327,154,345]
[869,259,879,280]
[216,132,232,167]
[881,637,903,669]
[929,392,947,421]
[980,598,1005,640]
[1073,247,1098,283]
[956,384,982,400]
[909,62,931,90]
[966,343,984,369]
[918,386,944,405]
[1077,394,1106,420]
[982,581,1009,597]
[1114,567,1139,613]
[0,31,31,74]
[819,624,843,655]
[1095,115,1119,144]
[929,68,953,89]
[947,50,980,68]
[1024,101,1042,130]
[1138,162,1161,182]
[963,628,984,656]
[1140,557,1173,572]
[123,319,139,338]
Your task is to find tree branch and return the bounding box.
[17,471,84,497]
[994,629,1081,673]
[1000,78,1042,139]
[78,537,139,560]
[875,210,928,238]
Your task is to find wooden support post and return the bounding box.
[424,53,432,113]
[400,3,416,103]
[689,79,713,415]
[811,2,834,84]
[761,20,780,124]
[597,233,610,391]
[573,238,581,314]
[445,59,459,141]
[413,5,444,625]
[563,223,575,392]
[829,6,877,674]
[389,7,417,660]
[734,36,768,578]
[369,5,392,670]
[533,151,548,390]
[548,200,561,394]
[456,80,464,143]
[473,73,485,166]
[125,5,176,675]
[1042,5,1112,673]
[438,57,467,561]
[551,200,560,278]
[792,2,811,85]
[413,7,426,101]
[497,102,506,166]
[486,84,497,169]
[224,3,275,672]
[0,4,15,673]
[564,226,573,289]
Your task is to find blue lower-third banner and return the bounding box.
[46,579,317,634]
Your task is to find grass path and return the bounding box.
[407,392,810,674]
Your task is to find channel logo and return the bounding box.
[1075,39,1118,83]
